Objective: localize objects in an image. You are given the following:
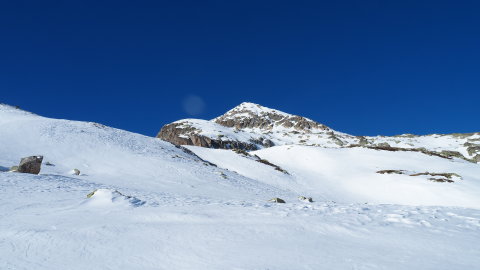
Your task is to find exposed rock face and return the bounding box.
[376,142,391,148]
[18,156,43,174]
[157,122,259,150]
[466,144,480,156]
[357,136,369,146]
[214,103,329,132]
[440,150,466,160]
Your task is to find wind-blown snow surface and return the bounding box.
[1,104,479,269]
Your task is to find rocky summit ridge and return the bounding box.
[157,102,480,163]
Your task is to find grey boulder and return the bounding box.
[18,156,43,174]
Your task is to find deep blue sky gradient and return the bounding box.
[1,1,479,136]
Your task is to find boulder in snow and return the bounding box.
[17,156,43,174]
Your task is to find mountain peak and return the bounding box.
[220,102,290,119]
[213,102,328,134]
[158,101,337,151]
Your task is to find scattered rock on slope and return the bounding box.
[298,196,314,202]
[269,198,286,203]
[376,170,407,175]
[376,169,462,183]
[17,156,43,174]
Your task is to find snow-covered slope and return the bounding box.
[0,104,284,201]
[1,104,479,270]
[187,145,480,208]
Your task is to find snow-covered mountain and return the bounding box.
[158,102,480,163]
[1,103,479,270]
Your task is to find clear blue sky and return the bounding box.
[1,1,479,136]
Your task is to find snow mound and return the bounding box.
[85,189,145,207]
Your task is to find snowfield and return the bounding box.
[187,145,480,208]
[1,104,479,269]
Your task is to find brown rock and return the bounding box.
[157,122,258,150]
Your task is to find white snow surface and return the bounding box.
[187,145,480,208]
[1,104,480,270]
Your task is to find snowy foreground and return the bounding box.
[0,105,479,269]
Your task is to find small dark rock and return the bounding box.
[269,198,286,203]
[298,196,314,202]
[376,170,406,175]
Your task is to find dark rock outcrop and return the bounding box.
[466,145,480,156]
[157,122,259,150]
[18,156,43,174]
[376,170,406,175]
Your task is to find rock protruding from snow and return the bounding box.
[268,197,286,203]
[214,102,330,132]
[298,196,314,202]
[157,121,259,150]
[18,156,43,174]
